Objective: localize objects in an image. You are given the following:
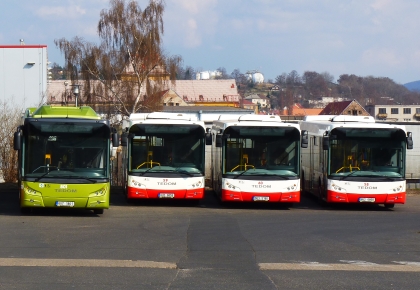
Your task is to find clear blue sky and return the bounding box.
[1,0,419,84]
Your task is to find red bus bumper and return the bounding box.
[127,186,204,199]
[221,189,300,203]
[326,190,406,204]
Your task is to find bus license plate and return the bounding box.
[159,193,175,198]
[55,201,75,207]
[253,196,269,201]
[359,197,375,202]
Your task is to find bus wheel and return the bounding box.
[318,186,326,206]
[93,209,104,214]
[20,207,31,214]
[384,203,395,209]
[189,199,201,207]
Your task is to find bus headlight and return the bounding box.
[287,184,297,191]
[225,182,241,191]
[89,187,106,197]
[191,180,202,188]
[331,184,346,192]
[24,186,41,196]
[131,180,143,188]
[393,185,403,193]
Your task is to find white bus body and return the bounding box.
[211,115,307,203]
[300,115,413,208]
[121,112,210,201]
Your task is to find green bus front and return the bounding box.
[17,117,112,214]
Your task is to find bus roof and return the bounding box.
[213,114,300,131]
[303,115,375,123]
[28,105,102,120]
[124,112,205,129]
[300,115,408,135]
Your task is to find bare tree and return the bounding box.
[55,0,181,119]
[0,100,23,182]
[230,69,247,85]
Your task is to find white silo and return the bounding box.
[245,70,264,83]
[200,71,210,80]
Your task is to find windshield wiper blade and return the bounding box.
[340,170,361,180]
[34,172,52,182]
[176,170,195,177]
[57,175,98,183]
[233,168,255,179]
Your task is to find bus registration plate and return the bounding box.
[159,193,175,198]
[359,197,375,202]
[253,196,269,201]
[55,201,75,207]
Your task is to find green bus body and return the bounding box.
[16,106,113,214]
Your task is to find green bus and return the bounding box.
[14,105,119,214]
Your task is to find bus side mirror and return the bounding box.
[322,136,329,150]
[14,131,21,150]
[205,133,212,145]
[121,132,128,147]
[112,132,119,147]
[407,132,413,149]
[301,130,308,148]
[215,134,222,147]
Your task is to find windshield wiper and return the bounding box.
[176,170,195,177]
[253,173,292,179]
[233,168,255,179]
[66,176,98,183]
[34,172,52,182]
[340,170,361,180]
[52,175,99,183]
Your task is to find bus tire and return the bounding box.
[384,203,395,209]
[93,209,104,214]
[20,207,31,214]
[301,171,305,193]
[318,182,326,206]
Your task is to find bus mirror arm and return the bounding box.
[14,127,22,151]
[205,133,212,145]
[407,132,413,150]
[121,132,128,147]
[301,130,308,148]
[322,136,329,150]
[215,134,223,147]
[112,132,119,147]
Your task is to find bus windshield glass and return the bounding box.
[329,127,406,179]
[222,126,300,178]
[23,121,110,179]
[128,124,205,175]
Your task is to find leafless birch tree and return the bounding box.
[55,0,181,119]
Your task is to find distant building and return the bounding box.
[165,79,240,107]
[0,43,49,108]
[196,70,222,80]
[319,99,369,116]
[308,96,345,108]
[245,70,264,83]
[242,99,259,114]
[365,104,420,122]
[289,103,323,116]
[244,94,270,110]
[162,89,188,106]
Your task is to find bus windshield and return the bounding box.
[222,126,300,178]
[128,124,205,175]
[329,128,406,179]
[23,121,110,179]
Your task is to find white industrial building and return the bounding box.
[0,43,49,108]
[245,70,264,84]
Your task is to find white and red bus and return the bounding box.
[300,115,413,208]
[211,114,308,204]
[121,112,211,202]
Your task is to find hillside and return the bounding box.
[404,80,420,92]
